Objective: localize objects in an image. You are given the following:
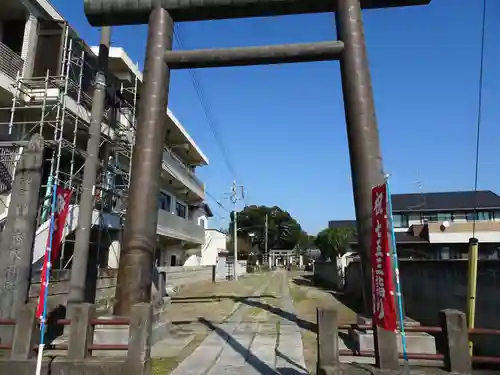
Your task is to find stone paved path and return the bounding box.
[168,270,308,375]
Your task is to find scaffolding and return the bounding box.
[0,21,139,271]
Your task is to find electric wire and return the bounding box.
[205,189,231,213]
[173,25,242,185]
[472,0,487,238]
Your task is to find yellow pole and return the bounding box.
[466,237,479,356]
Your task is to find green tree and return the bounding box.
[297,230,315,250]
[314,227,355,260]
[230,205,302,251]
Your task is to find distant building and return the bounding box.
[329,190,500,260]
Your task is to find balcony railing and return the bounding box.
[162,149,204,198]
[157,209,205,244]
[0,41,24,80]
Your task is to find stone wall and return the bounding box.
[313,261,342,289]
[343,259,500,356]
[29,266,216,312]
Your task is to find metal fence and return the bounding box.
[0,41,23,80]
[0,146,19,195]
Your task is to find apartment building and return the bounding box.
[330,190,500,260]
[0,0,211,270]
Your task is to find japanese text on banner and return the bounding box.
[371,183,397,331]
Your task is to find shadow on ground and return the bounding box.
[198,317,306,375]
[172,293,315,332]
[171,295,276,303]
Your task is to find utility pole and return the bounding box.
[230,180,244,280]
[265,213,269,268]
[68,26,111,306]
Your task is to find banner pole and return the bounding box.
[385,175,409,365]
[35,183,58,375]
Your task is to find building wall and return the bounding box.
[200,229,226,266]
[394,211,500,232]
[162,247,184,267]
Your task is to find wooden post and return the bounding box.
[440,309,471,374]
[316,308,340,375]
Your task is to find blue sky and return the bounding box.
[51,0,499,234]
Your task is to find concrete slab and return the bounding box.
[352,329,437,354]
[206,364,248,375]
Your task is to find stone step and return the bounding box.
[338,354,444,368]
[339,328,437,355]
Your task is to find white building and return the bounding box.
[183,229,228,267]
[0,0,211,271]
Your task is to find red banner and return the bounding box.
[36,186,72,319]
[371,183,397,331]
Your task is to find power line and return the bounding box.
[173,25,242,184]
[472,0,487,237]
[205,189,231,213]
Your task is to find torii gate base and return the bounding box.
[84,0,431,369]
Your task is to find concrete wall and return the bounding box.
[158,265,214,293]
[343,259,500,356]
[29,269,118,313]
[313,261,342,289]
[215,258,247,281]
[30,266,216,311]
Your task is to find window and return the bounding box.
[421,212,438,223]
[466,211,494,221]
[176,202,187,218]
[451,212,467,221]
[437,213,452,222]
[392,214,409,228]
[158,192,172,211]
[199,218,206,228]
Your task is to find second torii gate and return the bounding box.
[83,0,431,368]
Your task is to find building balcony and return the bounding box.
[157,209,205,245]
[0,41,23,94]
[162,149,205,200]
[427,221,500,244]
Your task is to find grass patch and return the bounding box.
[246,306,264,317]
[151,334,207,375]
[289,285,308,303]
[152,358,179,374]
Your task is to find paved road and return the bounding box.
[168,270,308,375]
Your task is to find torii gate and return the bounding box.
[83,0,430,368]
